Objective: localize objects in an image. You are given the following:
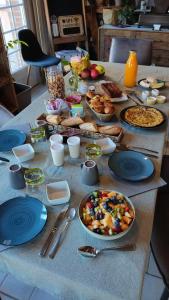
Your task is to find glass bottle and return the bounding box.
[124,51,138,88]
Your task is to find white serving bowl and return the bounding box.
[95,138,116,154]
[12,143,35,163]
[78,190,135,241]
[46,180,70,205]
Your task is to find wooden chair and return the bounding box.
[0,105,14,127]
[109,37,152,65]
[151,155,169,300]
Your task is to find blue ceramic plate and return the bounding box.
[0,129,26,152]
[0,196,47,246]
[108,151,154,181]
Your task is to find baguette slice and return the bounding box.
[98,125,121,136]
[46,115,62,125]
[61,116,84,127]
[79,122,98,132]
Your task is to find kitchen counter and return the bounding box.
[99,25,169,66]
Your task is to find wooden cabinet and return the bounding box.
[0,26,18,113]
[43,0,88,52]
[99,25,169,66]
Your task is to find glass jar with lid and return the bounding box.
[46,63,65,99]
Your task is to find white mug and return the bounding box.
[50,143,64,166]
[67,136,80,159]
[49,134,63,146]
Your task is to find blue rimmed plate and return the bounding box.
[0,129,26,152]
[108,151,154,182]
[0,196,47,246]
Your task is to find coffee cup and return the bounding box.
[50,143,64,166]
[9,164,26,189]
[81,160,99,186]
[67,136,80,159]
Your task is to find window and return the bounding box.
[0,0,27,73]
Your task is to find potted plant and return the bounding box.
[118,0,136,25]
[6,39,31,112]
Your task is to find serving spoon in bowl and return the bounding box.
[78,244,136,258]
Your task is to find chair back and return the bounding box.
[0,105,14,127]
[18,29,44,62]
[109,37,152,65]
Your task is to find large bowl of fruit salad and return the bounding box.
[79,190,135,240]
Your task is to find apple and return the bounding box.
[90,69,100,79]
[90,64,97,69]
[95,65,105,75]
[80,68,90,79]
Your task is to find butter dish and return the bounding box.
[46,180,70,205]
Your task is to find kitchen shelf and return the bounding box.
[53,35,87,45]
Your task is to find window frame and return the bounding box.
[0,1,27,74]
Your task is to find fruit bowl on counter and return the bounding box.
[79,64,105,81]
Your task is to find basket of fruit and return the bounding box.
[79,190,135,240]
[70,56,105,80]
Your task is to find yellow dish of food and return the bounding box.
[124,106,164,127]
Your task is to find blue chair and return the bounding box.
[18,29,60,84]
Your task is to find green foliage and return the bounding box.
[6,39,28,49]
[118,2,136,25]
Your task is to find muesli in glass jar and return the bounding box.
[46,64,65,99]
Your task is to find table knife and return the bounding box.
[0,156,10,162]
[116,145,158,159]
[39,204,69,257]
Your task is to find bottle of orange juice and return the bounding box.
[124,51,138,88]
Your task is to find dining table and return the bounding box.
[0,61,169,300]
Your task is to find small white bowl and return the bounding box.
[95,138,116,154]
[12,143,35,163]
[156,95,166,104]
[46,180,70,205]
[147,96,157,106]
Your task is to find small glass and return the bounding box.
[24,168,45,193]
[68,73,79,92]
[30,127,46,143]
[85,144,102,161]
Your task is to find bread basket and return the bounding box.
[86,99,115,122]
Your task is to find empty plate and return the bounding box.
[0,196,47,246]
[108,151,154,181]
[0,129,26,152]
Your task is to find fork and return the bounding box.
[117,143,159,154]
[116,144,159,158]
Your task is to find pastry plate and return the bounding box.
[108,151,154,181]
[37,114,124,142]
[95,80,128,102]
[138,78,165,90]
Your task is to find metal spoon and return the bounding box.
[78,244,136,258]
[49,208,76,259]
